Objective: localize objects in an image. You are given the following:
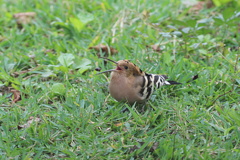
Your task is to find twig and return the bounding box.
[234,50,239,72]
[173,35,177,63]
[208,90,233,107]
[120,11,125,34]
[111,17,120,43]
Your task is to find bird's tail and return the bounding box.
[165,80,182,85]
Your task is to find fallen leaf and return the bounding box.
[0,86,22,104]
[18,116,41,129]
[189,1,204,11]
[11,89,21,103]
[189,1,213,13]
[114,122,124,127]
[89,44,118,57]
[11,69,31,77]
[13,12,36,27]
[148,44,161,52]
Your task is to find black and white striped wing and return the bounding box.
[139,74,168,100]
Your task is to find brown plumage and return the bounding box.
[98,59,181,104]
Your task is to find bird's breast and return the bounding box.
[109,73,144,104]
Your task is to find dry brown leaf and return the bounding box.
[150,44,161,52]
[146,44,162,52]
[190,1,204,12]
[11,69,31,77]
[13,12,36,26]
[189,1,213,13]
[114,122,124,127]
[0,86,23,105]
[11,89,21,103]
[18,116,41,129]
[12,65,43,78]
[89,44,118,56]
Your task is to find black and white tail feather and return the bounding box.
[140,73,181,100]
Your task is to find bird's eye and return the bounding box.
[124,66,128,70]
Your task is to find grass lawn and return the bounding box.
[0,0,239,159]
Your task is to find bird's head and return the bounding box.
[97,58,143,76]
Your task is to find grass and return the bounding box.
[0,0,239,159]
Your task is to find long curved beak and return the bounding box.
[97,69,116,74]
[97,57,118,74]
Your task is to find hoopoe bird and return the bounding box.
[98,58,181,104]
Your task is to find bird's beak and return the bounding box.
[97,57,118,74]
[97,69,116,74]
